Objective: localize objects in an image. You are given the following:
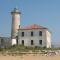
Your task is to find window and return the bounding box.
[22,40,24,45]
[21,32,24,37]
[31,31,33,36]
[39,31,42,36]
[31,40,34,45]
[39,40,42,45]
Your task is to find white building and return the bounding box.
[18,24,51,48]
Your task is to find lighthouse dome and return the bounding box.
[11,8,21,14]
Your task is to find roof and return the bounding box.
[11,8,21,14]
[19,24,48,30]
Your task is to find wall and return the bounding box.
[18,29,48,47]
[46,30,51,48]
[0,37,11,48]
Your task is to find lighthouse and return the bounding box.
[11,8,21,45]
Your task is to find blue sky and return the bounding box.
[0,0,60,46]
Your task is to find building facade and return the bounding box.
[18,24,51,48]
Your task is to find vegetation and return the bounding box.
[0,45,59,52]
[0,45,60,56]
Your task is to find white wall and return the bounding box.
[46,30,51,48]
[11,39,16,45]
[18,29,49,47]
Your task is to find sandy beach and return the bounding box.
[0,54,60,60]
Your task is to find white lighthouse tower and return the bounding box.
[11,8,21,45]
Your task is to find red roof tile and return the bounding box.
[19,24,48,30]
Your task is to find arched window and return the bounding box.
[21,32,24,37]
[31,31,33,36]
[39,31,42,36]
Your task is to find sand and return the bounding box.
[0,54,60,60]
